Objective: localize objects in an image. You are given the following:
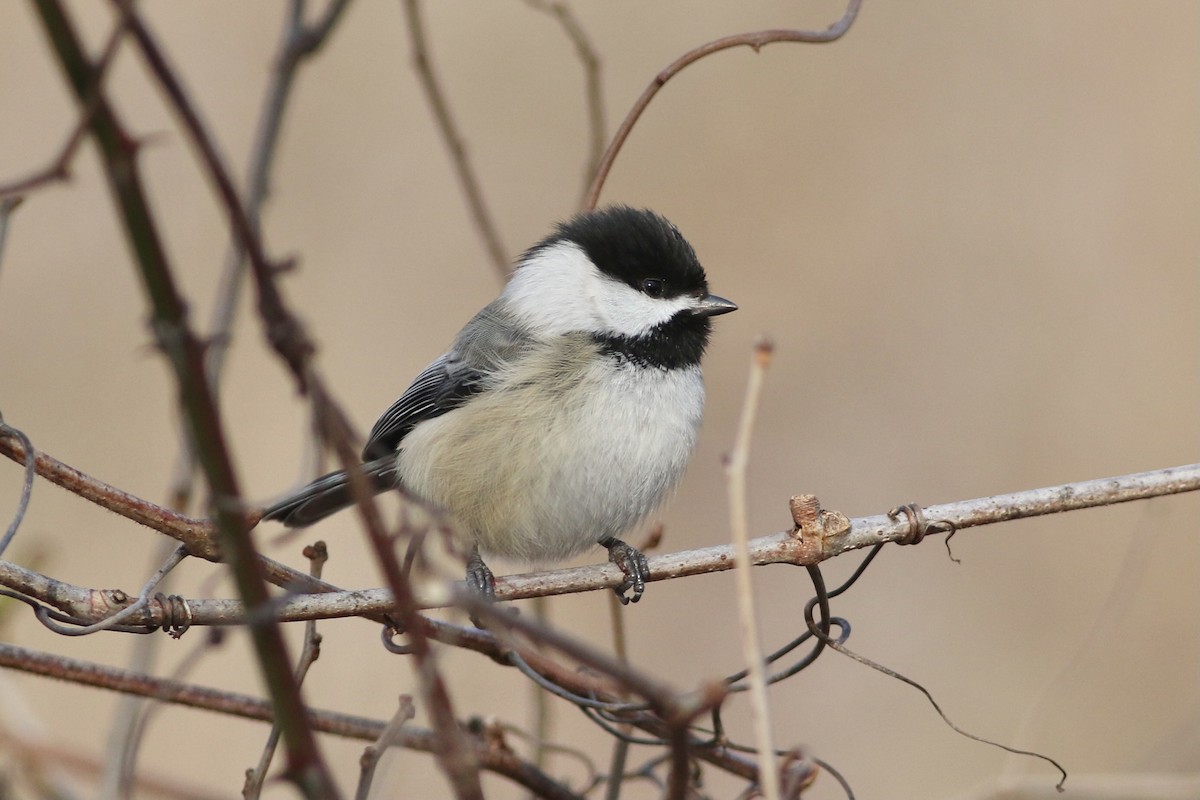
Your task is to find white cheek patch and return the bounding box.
[503,241,692,338]
[502,243,600,335]
[592,279,691,337]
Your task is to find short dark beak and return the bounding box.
[691,293,738,317]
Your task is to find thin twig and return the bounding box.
[0,12,129,200]
[0,642,583,800]
[3,408,1200,613]
[581,0,862,210]
[245,542,329,799]
[0,197,22,279]
[0,725,227,800]
[724,340,778,800]
[0,414,35,559]
[33,2,338,793]
[4,458,1200,626]
[165,0,354,506]
[355,695,416,800]
[521,0,607,206]
[401,0,509,278]
[0,430,221,557]
[34,545,187,636]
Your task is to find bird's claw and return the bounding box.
[466,548,496,601]
[602,537,650,604]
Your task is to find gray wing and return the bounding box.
[361,303,533,461]
[361,353,485,460]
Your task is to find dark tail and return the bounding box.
[262,457,398,527]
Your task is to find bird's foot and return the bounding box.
[601,537,650,604]
[465,547,497,628]
[465,547,496,600]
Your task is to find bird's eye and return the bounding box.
[640,278,666,298]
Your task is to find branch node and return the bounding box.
[789,494,849,545]
[779,747,818,799]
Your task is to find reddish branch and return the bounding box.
[0,642,582,800]
[581,0,862,210]
[31,0,338,793]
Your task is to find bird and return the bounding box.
[263,205,736,603]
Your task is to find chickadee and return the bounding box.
[264,205,736,603]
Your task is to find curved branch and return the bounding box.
[521,0,607,206]
[581,0,862,210]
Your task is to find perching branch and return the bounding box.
[3,422,1198,617]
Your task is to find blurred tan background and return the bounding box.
[1,2,1198,798]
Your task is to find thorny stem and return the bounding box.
[135,5,353,788]
[31,1,338,794]
[166,0,353,502]
[311,388,486,799]
[95,18,483,794]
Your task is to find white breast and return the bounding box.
[395,338,705,564]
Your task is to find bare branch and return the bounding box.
[33,1,339,792]
[724,340,779,800]
[5,430,1198,622]
[0,12,128,200]
[34,545,187,636]
[0,641,583,800]
[402,0,509,278]
[167,0,355,506]
[355,695,416,800]
[244,542,329,798]
[521,0,607,206]
[581,0,862,210]
[0,413,35,559]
